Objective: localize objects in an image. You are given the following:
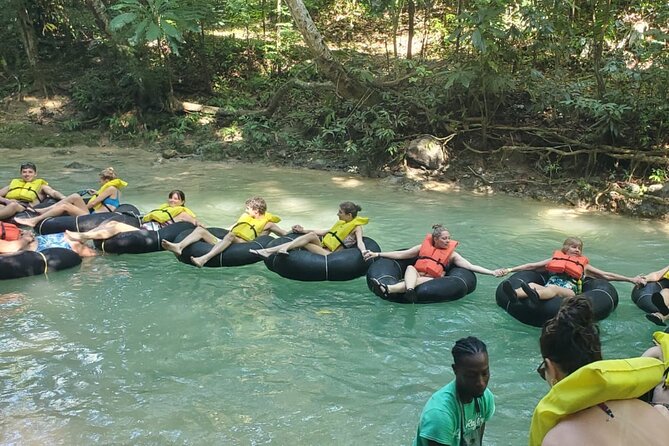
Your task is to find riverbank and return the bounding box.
[2,94,668,220]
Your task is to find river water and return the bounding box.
[1,146,667,445]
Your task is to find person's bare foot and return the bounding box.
[161,240,182,255]
[277,249,290,256]
[65,230,87,242]
[191,256,206,268]
[13,216,36,227]
[249,248,271,258]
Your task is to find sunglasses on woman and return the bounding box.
[537,359,547,380]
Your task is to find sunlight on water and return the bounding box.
[1,146,668,445]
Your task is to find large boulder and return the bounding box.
[406,135,446,170]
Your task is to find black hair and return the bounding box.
[339,201,362,217]
[20,162,36,171]
[452,336,487,365]
[540,296,602,375]
[169,189,186,202]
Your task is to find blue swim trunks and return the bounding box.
[546,274,578,293]
[35,233,72,252]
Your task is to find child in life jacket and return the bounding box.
[500,237,643,303]
[162,196,287,267]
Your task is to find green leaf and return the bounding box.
[110,12,138,31]
[471,29,487,53]
[146,22,162,41]
[162,22,183,41]
[128,17,149,44]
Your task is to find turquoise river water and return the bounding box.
[1,146,668,445]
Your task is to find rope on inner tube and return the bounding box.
[37,251,48,276]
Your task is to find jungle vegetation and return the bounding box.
[1,0,668,178]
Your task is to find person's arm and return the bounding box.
[354,225,365,252]
[503,259,551,274]
[86,187,116,210]
[266,222,288,237]
[642,265,669,283]
[364,244,421,261]
[586,264,643,284]
[451,253,505,276]
[291,224,328,236]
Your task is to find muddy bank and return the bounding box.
[3,95,668,220]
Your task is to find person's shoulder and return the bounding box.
[426,381,458,407]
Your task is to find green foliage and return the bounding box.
[649,168,668,184]
[560,96,631,142]
[110,0,204,55]
[71,56,169,118]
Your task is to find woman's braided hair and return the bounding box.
[540,296,602,375]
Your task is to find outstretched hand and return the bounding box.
[493,268,508,277]
[632,275,647,287]
[363,250,379,261]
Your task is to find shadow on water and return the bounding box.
[1,146,668,444]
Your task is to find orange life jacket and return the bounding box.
[0,222,21,241]
[414,234,459,278]
[545,250,589,280]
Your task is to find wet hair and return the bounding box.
[431,224,449,242]
[452,336,487,365]
[540,296,601,375]
[245,197,267,214]
[20,162,37,171]
[100,167,117,181]
[339,201,361,217]
[561,237,583,252]
[169,190,186,203]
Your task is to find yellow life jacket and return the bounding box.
[230,212,281,242]
[90,178,128,211]
[142,204,196,224]
[321,216,369,251]
[528,331,669,446]
[5,178,48,203]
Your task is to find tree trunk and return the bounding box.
[283,0,375,101]
[16,1,45,95]
[276,0,282,75]
[407,0,415,59]
[84,0,113,39]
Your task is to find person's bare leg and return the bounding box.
[66,221,138,242]
[0,202,24,220]
[251,233,321,258]
[35,194,86,214]
[191,233,237,267]
[162,226,217,255]
[15,202,89,227]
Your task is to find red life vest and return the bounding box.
[0,222,21,241]
[414,234,459,278]
[545,250,589,280]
